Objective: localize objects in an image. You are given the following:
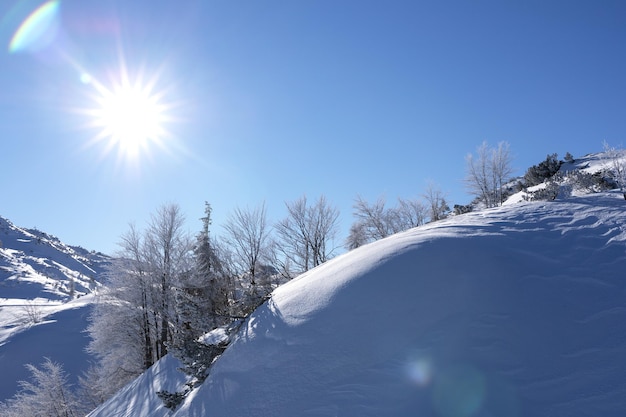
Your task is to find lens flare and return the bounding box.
[432,364,486,417]
[406,358,433,387]
[8,0,60,53]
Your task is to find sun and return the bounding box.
[79,64,175,165]
[93,81,165,158]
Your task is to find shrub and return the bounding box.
[524,153,562,187]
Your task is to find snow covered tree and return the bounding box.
[168,203,235,388]
[85,225,153,398]
[0,358,80,417]
[465,141,513,207]
[86,204,193,402]
[274,195,340,276]
[347,196,428,249]
[345,221,369,250]
[144,204,194,359]
[76,365,110,412]
[423,182,449,222]
[185,202,231,326]
[603,141,626,199]
[351,196,395,241]
[223,202,271,286]
[396,197,428,229]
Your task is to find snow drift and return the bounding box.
[90,192,626,417]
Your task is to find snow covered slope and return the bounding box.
[0,216,107,302]
[0,216,109,401]
[89,191,626,417]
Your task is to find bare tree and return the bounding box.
[423,182,449,222]
[352,196,395,240]
[274,195,340,276]
[396,197,428,229]
[466,141,513,207]
[223,202,270,285]
[603,141,626,199]
[347,196,428,249]
[492,141,514,205]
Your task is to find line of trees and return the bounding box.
[346,182,450,249]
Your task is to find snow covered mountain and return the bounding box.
[88,189,626,417]
[0,216,109,401]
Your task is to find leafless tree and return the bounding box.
[423,182,449,222]
[347,196,429,249]
[223,202,270,285]
[274,195,340,276]
[352,196,395,241]
[603,141,626,199]
[466,141,513,207]
[396,197,428,228]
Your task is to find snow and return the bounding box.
[89,191,626,416]
[0,215,108,401]
[0,299,94,401]
[86,355,188,417]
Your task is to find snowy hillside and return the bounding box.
[0,216,109,401]
[0,216,107,302]
[89,191,626,417]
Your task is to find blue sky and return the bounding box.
[1,0,625,255]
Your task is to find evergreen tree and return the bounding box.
[169,202,233,385]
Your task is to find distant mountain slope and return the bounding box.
[88,192,626,417]
[0,216,108,301]
[0,216,110,401]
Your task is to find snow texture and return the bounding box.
[89,192,626,417]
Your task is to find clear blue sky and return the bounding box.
[1,0,625,255]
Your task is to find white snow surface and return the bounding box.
[90,192,626,417]
[0,216,109,401]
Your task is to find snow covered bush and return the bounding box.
[0,358,82,417]
[21,300,43,325]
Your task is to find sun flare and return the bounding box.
[79,65,175,166]
[94,83,165,157]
